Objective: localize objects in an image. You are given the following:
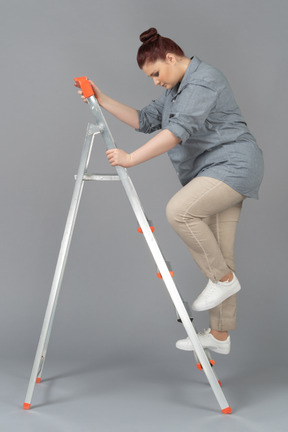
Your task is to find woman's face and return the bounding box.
[142,54,183,89]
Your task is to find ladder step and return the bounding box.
[137,226,155,233]
[157,270,174,279]
[137,218,154,233]
[157,261,174,279]
[194,350,215,370]
[196,359,215,370]
[176,301,193,323]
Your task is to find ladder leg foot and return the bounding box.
[222,406,232,414]
[23,403,31,410]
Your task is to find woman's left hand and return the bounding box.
[106,148,132,167]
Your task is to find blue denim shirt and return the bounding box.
[137,56,264,199]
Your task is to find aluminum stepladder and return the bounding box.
[23,77,232,414]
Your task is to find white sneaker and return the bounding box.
[192,273,241,311]
[176,328,231,354]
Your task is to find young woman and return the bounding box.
[77,28,264,355]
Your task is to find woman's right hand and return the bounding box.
[75,80,139,129]
[76,80,103,104]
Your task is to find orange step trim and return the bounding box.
[157,271,174,279]
[137,226,155,234]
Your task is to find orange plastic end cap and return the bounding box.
[209,359,215,367]
[222,406,232,414]
[36,377,41,383]
[74,76,94,98]
[23,403,31,410]
[218,380,222,387]
[196,363,202,370]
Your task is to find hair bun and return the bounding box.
[139,27,160,44]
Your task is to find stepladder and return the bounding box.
[23,77,232,414]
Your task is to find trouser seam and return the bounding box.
[183,180,227,281]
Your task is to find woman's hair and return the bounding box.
[137,27,185,68]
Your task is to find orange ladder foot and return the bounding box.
[222,406,232,414]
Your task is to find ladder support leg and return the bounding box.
[23,124,98,409]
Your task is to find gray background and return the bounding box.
[1,0,287,431]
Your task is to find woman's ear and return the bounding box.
[165,53,177,65]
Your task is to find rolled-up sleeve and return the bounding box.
[136,93,166,134]
[166,83,218,143]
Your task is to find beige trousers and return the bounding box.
[166,177,245,331]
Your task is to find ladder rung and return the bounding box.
[75,174,121,181]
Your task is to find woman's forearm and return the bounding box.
[130,129,180,165]
[106,129,181,167]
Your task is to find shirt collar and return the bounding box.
[178,56,201,91]
[168,56,201,97]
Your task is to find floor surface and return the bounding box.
[1,352,287,432]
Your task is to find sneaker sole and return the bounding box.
[176,343,194,351]
[176,343,230,355]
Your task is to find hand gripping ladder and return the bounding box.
[23,77,232,414]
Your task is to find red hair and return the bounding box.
[137,28,185,68]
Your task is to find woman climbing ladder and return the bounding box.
[77,27,264,355]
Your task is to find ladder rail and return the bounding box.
[86,93,231,412]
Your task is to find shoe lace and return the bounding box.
[204,282,217,298]
[199,328,210,337]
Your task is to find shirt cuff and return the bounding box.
[165,123,190,143]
